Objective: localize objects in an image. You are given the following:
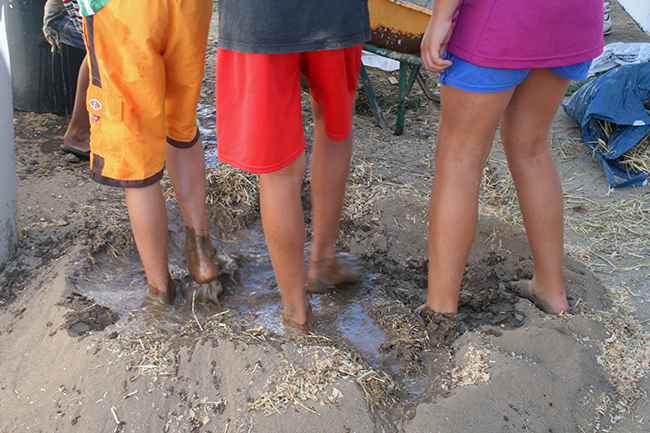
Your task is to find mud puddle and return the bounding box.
[197,103,217,150]
[72,101,400,369]
[73,206,461,411]
[74,209,393,363]
[69,103,532,410]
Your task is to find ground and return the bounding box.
[1,2,650,432]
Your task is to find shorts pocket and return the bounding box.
[87,84,126,161]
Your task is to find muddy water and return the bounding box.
[77,213,391,358]
[197,104,217,149]
[74,173,393,368]
[73,103,446,407]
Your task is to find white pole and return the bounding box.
[0,0,18,271]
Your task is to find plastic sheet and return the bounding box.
[588,42,650,77]
[562,63,650,188]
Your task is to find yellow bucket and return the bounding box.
[368,0,433,54]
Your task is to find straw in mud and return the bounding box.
[445,343,491,389]
[249,345,396,415]
[114,335,177,379]
[163,165,259,208]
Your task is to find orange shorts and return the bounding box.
[83,0,212,187]
[215,45,362,174]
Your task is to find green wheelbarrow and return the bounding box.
[360,0,438,135]
[360,43,439,136]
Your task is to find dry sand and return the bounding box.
[1,2,650,432]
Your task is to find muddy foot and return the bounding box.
[147,274,177,305]
[183,279,223,305]
[306,253,362,294]
[283,304,313,336]
[418,306,463,348]
[185,227,218,284]
[506,280,568,315]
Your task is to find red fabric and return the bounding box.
[216,45,362,174]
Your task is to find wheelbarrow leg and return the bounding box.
[395,63,421,135]
[359,64,388,130]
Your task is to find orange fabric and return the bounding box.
[216,45,362,174]
[83,0,211,187]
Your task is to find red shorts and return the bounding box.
[215,45,362,174]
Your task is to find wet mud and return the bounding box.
[59,292,120,336]
[6,99,614,431]
[66,176,588,423]
[47,97,606,422]
[5,9,650,430]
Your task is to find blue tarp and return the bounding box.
[562,63,650,188]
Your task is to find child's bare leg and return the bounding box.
[259,153,311,328]
[125,183,176,303]
[307,98,356,283]
[166,138,218,284]
[63,56,91,153]
[500,69,570,314]
[425,86,514,313]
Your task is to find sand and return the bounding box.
[1,2,649,432]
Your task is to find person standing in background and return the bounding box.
[42,0,90,159]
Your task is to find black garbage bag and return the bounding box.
[562,63,650,188]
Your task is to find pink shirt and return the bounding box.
[447,0,604,69]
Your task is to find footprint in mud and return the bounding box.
[456,269,525,330]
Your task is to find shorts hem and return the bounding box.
[89,168,164,188]
[550,68,589,82]
[220,146,305,175]
[439,75,518,93]
[167,130,200,149]
[324,129,351,142]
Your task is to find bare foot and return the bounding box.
[183,279,223,305]
[417,305,462,348]
[306,253,362,294]
[63,129,91,154]
[283,304,313,336]
[415,304,428,314]
[507,280,569,315]
[184,227,218,284]
[148,274,177,305]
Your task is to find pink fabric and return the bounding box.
[447,0,604,69]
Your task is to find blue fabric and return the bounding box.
[562,63,650,188]
[50,16,85,50]
[439,53,592,93]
